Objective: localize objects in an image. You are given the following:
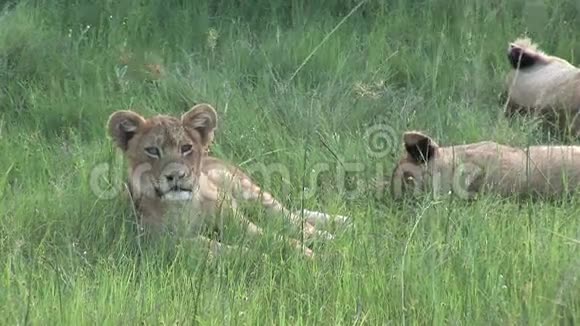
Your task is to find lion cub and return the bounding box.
[503,37,580,136]
[391,131,580,200]
[107,104,349,258]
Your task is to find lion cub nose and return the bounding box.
[165,170,186,183]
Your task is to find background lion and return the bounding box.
[502,37,580,137]
[391,131,580,200]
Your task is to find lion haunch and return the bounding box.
[503,37,580,136]
[107,104,350,258]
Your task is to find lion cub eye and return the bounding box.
[180,144,193,156]
[144,146,161,158]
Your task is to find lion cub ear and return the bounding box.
[107,110,146,151]
[403,131,438,163]
[181,103,218,146]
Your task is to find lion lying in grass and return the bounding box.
[107,103,350,258]
[503,37,580,136]
[391,131,580,200]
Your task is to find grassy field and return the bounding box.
[1,0,579,324]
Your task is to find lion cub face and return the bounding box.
[107,104,217,202]
[390,131,489,200]
[390,131,440,199]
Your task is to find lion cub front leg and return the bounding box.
[201,178,314,258]
[231,206,315,259]
[299,209,351,228]
[206,169,334,241]
[238,185,351,239]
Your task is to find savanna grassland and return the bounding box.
[0,0,579,324]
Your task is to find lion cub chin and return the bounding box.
[107,103,350,258]
[391,131,580,200]
[161,190,195,201]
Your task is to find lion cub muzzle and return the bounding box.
[155,162,198,202]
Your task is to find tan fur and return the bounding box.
[107,104,349,258]
[504,37,580,135]
[510,37,547,58]
[391,131,580,200]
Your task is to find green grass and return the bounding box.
[1,0,579,324]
